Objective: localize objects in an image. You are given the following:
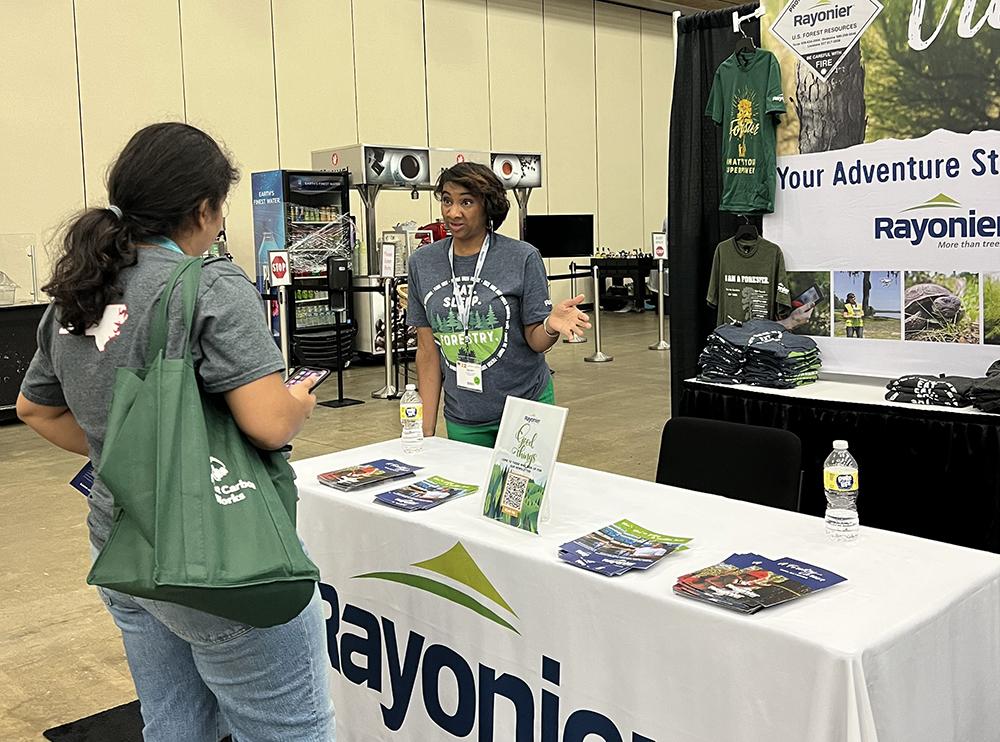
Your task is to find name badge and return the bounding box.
[457,360,484,393]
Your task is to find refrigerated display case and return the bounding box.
[252,170,353,289]
[252,170,358,367]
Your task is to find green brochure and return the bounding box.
[482,396,568,533]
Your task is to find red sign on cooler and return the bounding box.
[269,251,292,286]
[271,255,287,279]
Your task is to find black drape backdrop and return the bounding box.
[667,5,762,408]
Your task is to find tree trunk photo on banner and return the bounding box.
[795,44,867,154]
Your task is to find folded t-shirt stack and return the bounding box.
[698,320,821,388]
[969,360,1000,413]
[884,375,975,408]
[697,328,746,384]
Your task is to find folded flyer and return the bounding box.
[559,519,692,576]
[374,476,478,511]
[673,553,846,613]
[317,459,421,491]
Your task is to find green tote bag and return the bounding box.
[87,258,319,628]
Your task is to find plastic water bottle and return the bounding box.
[824,440,859,542]
[400,384,424,454]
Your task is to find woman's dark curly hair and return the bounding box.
[433,162,510,230]
[43,122,239,332]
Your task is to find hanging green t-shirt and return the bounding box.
[706,236,791,325]
[706,48,785,214]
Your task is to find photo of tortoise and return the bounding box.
[904,273,980,343]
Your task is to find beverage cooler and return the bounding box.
[251,170,356,368]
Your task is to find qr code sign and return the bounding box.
[500,472,529,517]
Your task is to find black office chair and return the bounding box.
[655,417,803,511]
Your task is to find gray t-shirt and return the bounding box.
[406,232,552,425]
[20,247,285,549]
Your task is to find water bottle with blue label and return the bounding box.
[824,440,859,542]
[256,223,278,293]
[400,384,424,454]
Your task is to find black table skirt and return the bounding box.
[679,381,1000,554]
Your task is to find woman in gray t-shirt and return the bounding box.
[407,163,591,447]
[17,123,334,741]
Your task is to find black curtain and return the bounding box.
[667,5,762,408]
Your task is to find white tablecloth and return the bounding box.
[295,438,1000,742]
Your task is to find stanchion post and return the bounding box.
[372,278,398,399]
[563,260,588,344]
[649,257,670,351]
[276,284,291,373]
[584,263,613,363]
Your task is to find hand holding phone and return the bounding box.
[284,366,332,391]
[792,284,824,308]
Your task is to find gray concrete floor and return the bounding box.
[0,310,670,740]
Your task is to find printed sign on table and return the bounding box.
[482,396,567,533]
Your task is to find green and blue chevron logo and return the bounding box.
[901,193,962,211]
[353,542,519,633]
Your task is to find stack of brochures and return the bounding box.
[317,459,421,491]
[374,476,478,511]
[558,519,691,576]
[673,553,846,614]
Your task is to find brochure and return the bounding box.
[374,476,478,511]
[69,462,95,498]
[482,397,568,533]
[674,553,846,613]
[317,459,421,491]
[559,519,692,576]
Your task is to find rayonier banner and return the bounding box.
[762,0,1000,378]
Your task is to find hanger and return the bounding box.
[735,32,756,54]
[734,214,759,242]
[732,4,763,57]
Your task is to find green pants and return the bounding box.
[445,377,555,448]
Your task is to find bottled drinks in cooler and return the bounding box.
[400,384,424,454]
[824,440,859,542]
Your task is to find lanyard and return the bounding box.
[148,236,185,255]
[447,233,491,339]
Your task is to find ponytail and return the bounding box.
[43,208,138,333]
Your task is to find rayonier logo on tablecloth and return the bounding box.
[353,541,518,633]
[319,543,657,740]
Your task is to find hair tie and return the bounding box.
[107,205,123,219]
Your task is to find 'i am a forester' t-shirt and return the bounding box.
[706,47,785,214]
[707,236,791,325]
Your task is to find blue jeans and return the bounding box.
[96,583,335,741]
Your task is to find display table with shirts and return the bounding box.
[294,437,1000,742]
[679,377,1000,553]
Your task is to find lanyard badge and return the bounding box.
[448,234,490,392]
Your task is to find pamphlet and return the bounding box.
[482,396,568,533]
[559,519,692,576]
[317,459,421,491]
[374,476,478,511]
[70,462,95,498]
[673,553,846,613]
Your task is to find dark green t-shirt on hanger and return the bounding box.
[706,47,785,214]
[707,236,791,325]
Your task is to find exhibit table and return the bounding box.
[295,437,1000,742]
[680,377,1000,553]
[0,303,48,423]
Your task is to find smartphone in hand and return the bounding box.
[284,366,332,391]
